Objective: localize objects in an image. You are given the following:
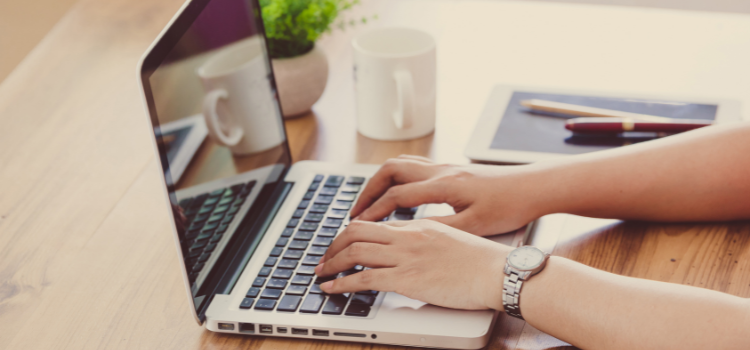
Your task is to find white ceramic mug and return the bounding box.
[353,27,436,141]
[197,36,284,155]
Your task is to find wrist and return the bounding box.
[484,243,513,311]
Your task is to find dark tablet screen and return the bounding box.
[490,91,718,154]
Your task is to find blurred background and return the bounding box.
[1,0,749,85]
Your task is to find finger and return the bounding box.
[316,242,395,277]
[351,159,438,218]
[324,221,396,263]
[396,154,433,163]
[357,180,450,222]
[320,268,394,294]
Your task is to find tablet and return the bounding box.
[464,85,743,164]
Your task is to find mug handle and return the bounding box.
[203,89,244,147]
[393,69,416,129]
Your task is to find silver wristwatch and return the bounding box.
[502,245,550,320]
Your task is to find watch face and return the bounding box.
[508,246,545,270]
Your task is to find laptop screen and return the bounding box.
[140,0,291,319]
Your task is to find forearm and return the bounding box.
[496,256,750,349]
[527,122,750,222]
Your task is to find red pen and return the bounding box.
[565,117,714,133]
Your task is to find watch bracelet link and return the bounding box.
[502,268,525,320]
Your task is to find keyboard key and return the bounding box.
[299,222,319,231]
[254,298,277,310]
[286,285,307,295]
[314,195,334,205]
[198,253,211,263]
[297,200,310,209]
[278,259,298,269]
[209,233,223,243]
[332,201,352,210]
[246,287,260,298]
[304,213,325,222]
[216,223,229,233]
[204,197,220,206]
[345,303,371,317]
[351,294,376,306]
[325,175,345,188]
[309,284,324,294]
[322,218,343,228]
[218,197,234,206]
[264,257,278,266]
[252,277,266,287]
[283,250,304,259]
[309,204,329,213]
[356,290,379,296]
[312,236,333,247]
[394,213,414,221]
[292,209,305,219]
[303,191,315,200]
[281,228,295,237]
[327,209,348,219]
[292,275,313,285]
[396,207,418,214]
[258,267,272,277]
[272,268,294,279]
[302,255,321,265]
[189,240,207,251]
[309,182,321,191]
[277,295,302,312]
[317,227,337,237]
[307,246,327,256]
[341,184,361,193]
[287,218,300,228]
[213,204,229,214]
[192,262,204,272]
[261,288,283,299]
[276,237,289,247]
[289,240,309,250]
[240,298,255,309]
[204,242,217,252]
[315,274,337,283]
[269,247,283,257]
[346,176,365,185]
[210,188,226,197]
[194,231,213,242]
[319,187,338,196]
[337,193,357,202]
[267,278,288,289]
[299,294,325,313]
[203,222,219,231]
[322,294,349,315]
[314,174,325,182]
[294,231,314,240]
[296,265,316,275]
[227,205,241,215]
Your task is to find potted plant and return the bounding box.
[260,0,363,118]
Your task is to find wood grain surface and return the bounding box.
[1,0,749,349]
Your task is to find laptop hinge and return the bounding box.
[195,180,293,322]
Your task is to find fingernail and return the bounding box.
[321,281,333,292]
[315,263,324,274]
[352,215,360,221]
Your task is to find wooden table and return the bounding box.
[1,0,749,349]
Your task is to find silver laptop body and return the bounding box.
[138,0,499,348]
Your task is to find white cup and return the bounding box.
[197,36,284,155]
[353,27,436,141]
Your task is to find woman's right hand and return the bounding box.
[350,155,553,236]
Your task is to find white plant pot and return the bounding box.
[271,45,329,118]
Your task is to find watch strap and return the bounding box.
[502,268,524,320]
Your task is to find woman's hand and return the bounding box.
[315,219,511,310]
[350,155,550,236]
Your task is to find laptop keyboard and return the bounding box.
[177,181,257,285]
[239,174,417,317]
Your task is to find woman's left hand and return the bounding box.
[315,219,512,310]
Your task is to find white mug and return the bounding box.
[353,27,436,141]
[197,36,284,155]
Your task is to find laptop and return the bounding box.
[137,0,502,348]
